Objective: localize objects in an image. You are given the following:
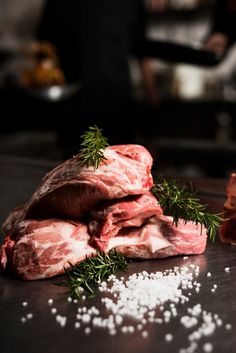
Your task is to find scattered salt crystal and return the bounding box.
[23,263,229,346]
[121,326,128,333]
[26,313,33,319]
[81,314,91,324]
[67,297,72,303]
[225,267,230,273]
[109,329,117,335]
[84,327,91,334]
[142,331,148,338]
[75,322,80,329]
[165,333,173,342]
[180,316,198,328]
[203,342,213,352]
[51,308,57,314]
[56,315,67,327]
[21,317,26,323]
[128,326,135,333]
[183,256,189,260]
[115,315,123,325]
[22,301,28,307]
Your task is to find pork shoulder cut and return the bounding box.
[89,192,163,251]
[1,219,96,280]
[0,216,207,280]
[22,145,153,219]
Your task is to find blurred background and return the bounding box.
[1,0,236,178]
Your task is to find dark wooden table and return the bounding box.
[0,155,235,353]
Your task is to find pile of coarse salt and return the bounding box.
[20,264,232,353]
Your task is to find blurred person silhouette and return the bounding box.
[36,0,156,156]
[205,0,236,56]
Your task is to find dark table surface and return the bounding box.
[0,155,235,353]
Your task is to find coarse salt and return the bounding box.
[165,333,173,342]
[203,342,213,352]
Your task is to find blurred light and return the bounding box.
[48,86,62,100]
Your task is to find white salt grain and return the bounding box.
[203,342,213,352]
[56,315,67,325]
[48,299,53,305]
[26,313,33,319]
[82,314,91,324]
[225,323,232,330]
[207,272,211,277]
[225,267,230,273]
[51,308,57,314]
[180,316,198,328]
[84,327,91,334]
[21,317,26,323]
[165,333,173,342]
[142,331,148,338]
[22,301,28,307]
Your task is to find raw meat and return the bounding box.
[89,192,163,251]
[0,215,207,280]
[106,215,207,258]
[220,173,236,245]
[0,219,96,280]
[23,145,153,219]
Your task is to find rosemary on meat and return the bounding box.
[79,125,109,169]
[151,178,222,241]
[56,250,128,299]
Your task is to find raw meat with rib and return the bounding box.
[1,219,96,280]
[0,215,207,280]
[106,215,207,258]
[23,145,153,219]
[89,192,163,251]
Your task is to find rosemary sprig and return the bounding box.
[151,178,222,241]
[56,250,128,299]
[79,125,109,169]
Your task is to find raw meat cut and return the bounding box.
[106,215,207,258]
[0,215,207,280]
[89,192,163,251]
[23,145,153,219]
[0,219,96,280]
[220,173,236,245]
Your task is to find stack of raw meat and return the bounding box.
[0,145,207,280]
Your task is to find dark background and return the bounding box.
[1,0,236,178]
